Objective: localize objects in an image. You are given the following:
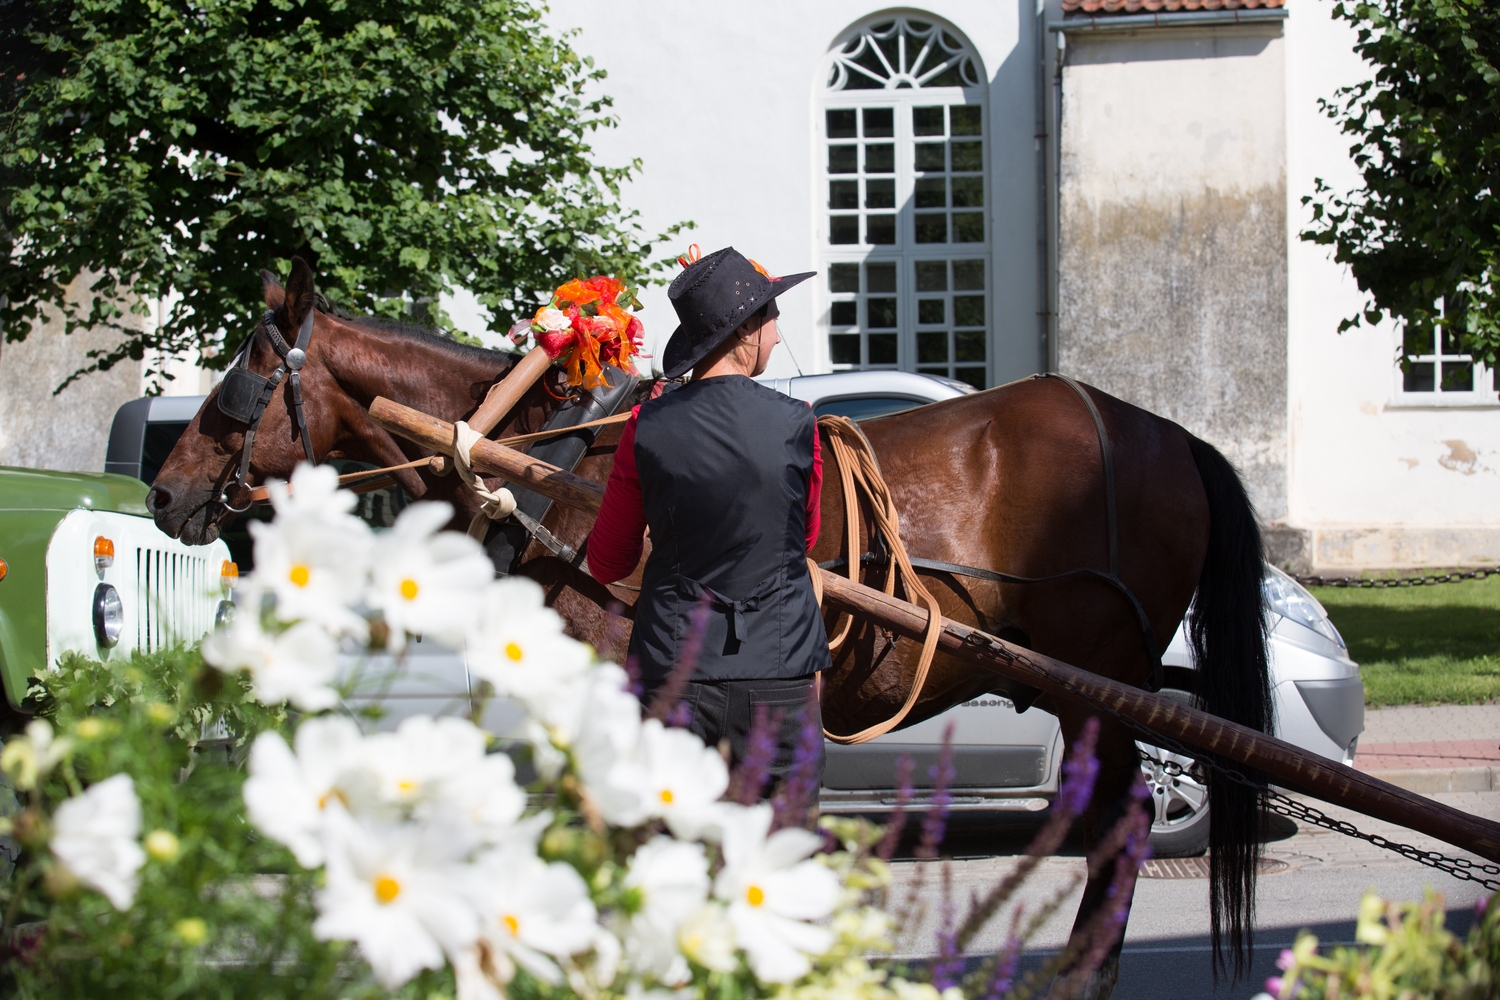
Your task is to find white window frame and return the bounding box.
[1389,322,1499,409]
[814,15,991,389]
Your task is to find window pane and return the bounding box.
[866,262,897,292]
[915,143,946,171]
[1440,323,1464,355]
[829,215,859,244]
[953,212,984,243]
[1442,361,1475,391]
[951,141,983,171]
[918,366,949,378]
[865,178,896,209]
[950,105,982,136]
[829,180,858,210]
[865,143,895,173]
[913,106,945,136]
[830,301,857,326]
[953,260,984,290]
[1403,362,1435,392]
[955,329,986,362]
[954,295,985,326]
[829,145,858,173]
[829,263,859,293]
[827,109,857,138]
[866,214,896,244]
[862,107,894,137]
[867,297,898,327]
[830,335,862,365]
[1403,326,1434,356]
[918,299,945,324]
[918,331,949,363]
[952,176,984,207]
[915,214,947,243]
[868,334,898,364]
[955,366,987,391]
[916,261,948,292]
[915,177,946,208]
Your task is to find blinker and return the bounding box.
[217,367,270,424]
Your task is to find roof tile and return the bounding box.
[1061,0,1284,13]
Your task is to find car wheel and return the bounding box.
[1137,689,1210,858]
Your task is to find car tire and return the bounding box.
[1137,688,1210,858]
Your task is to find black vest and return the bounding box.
[629,376,831,685]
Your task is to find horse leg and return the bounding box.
[1049,716,1142,1000]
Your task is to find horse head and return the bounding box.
[148,257,524,544]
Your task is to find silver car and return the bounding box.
[110,373,1364,856]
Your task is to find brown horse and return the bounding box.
[150,259,1271,996]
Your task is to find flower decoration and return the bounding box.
[518,275,645,389]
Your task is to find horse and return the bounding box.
[149,258,1271,997]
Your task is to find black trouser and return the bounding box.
[651,675,825,800]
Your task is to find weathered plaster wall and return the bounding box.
[1285,1,1500,570]
[1057,26,1289,523]
[0,279,141,473]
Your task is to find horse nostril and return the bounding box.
[146,485,174,511]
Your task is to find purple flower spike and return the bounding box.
[1478,895,1491,917]
[1266,976,1285,996]
[1275,948,1295,971]
[1056,717,1101,816]
[772,686,827,830]
[647,595,712,723]
[983,931,1023,1000]
[877,754,915,861]
[728,702,782,805]
[917,721,957,860]
[930,862,962,990]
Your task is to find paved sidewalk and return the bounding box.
[1355,704,1499,793]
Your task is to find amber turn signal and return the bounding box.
[94,536,115,575]
[0,558,7,582]
[221,560,239,591]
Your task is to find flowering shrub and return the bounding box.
[1257,889,1500,1000]
[0,463,1146,998]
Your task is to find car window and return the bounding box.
[141,421,191,486]
[813,395,926,420]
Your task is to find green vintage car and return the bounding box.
[0,466,233,724]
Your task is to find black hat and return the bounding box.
[661,247,815,378]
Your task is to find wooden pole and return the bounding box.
[429,344,554,475]
[369,395,1500,866]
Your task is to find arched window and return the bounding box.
[819,16,990,389]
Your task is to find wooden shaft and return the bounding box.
[430,345,553,475]
[369,395,1500,866]
[369,396,605,513]
[816,571,1500,865]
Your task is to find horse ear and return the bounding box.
[281,256,317,329]
[261,269,285,310]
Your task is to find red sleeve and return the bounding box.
[805,415,823,552]
[587,406,646,585]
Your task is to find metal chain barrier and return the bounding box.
[1295,566,1499,589]
[1038,671,1500,891]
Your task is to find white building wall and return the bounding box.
[547,0,1044,382]
[1285,1,1500,569]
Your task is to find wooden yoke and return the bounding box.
[368,394,1500,868]
[429,344,553,475]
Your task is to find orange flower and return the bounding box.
[554,279,602,309]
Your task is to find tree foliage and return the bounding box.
[0,0,682,387]
[1303,0,1500,373]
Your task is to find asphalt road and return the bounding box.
[881,788,1497,999]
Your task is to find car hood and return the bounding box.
[0,467,151,516]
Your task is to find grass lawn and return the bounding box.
[1310,573,1500,706]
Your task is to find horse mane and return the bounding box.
[325,306,516,367]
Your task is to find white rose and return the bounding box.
[535,308,571,332]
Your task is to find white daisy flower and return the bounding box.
[630,719,731,842]
[313,813,480,990]
[50,773,145,911]
[531,664,644,817]
[202,615,341,711]
[468,844,601,985]
[368,502,493,651]
[677,901,738,974]
[713,803,839,983]
[251,463,371,635]
[617,836,710,983]
[241,716,365,868]
[0,719,72,791]
[464,578,594,709]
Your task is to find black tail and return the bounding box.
[1185,435,1272,981]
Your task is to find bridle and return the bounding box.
[211,306,317,513]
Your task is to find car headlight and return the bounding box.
[215,600,235,629]
[1262,568,1344,650]
[93,583,124,648]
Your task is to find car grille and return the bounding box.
[134,547,216,652]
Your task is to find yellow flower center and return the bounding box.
[397,779,418,795]
[503,914,520,937]
[399,578,419,601]
[317,788,347,810]
[658,788,674,805]
[374,875,401,904]
[289,563,311,588]
[746,885,765,907]
[504,641,524,662]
